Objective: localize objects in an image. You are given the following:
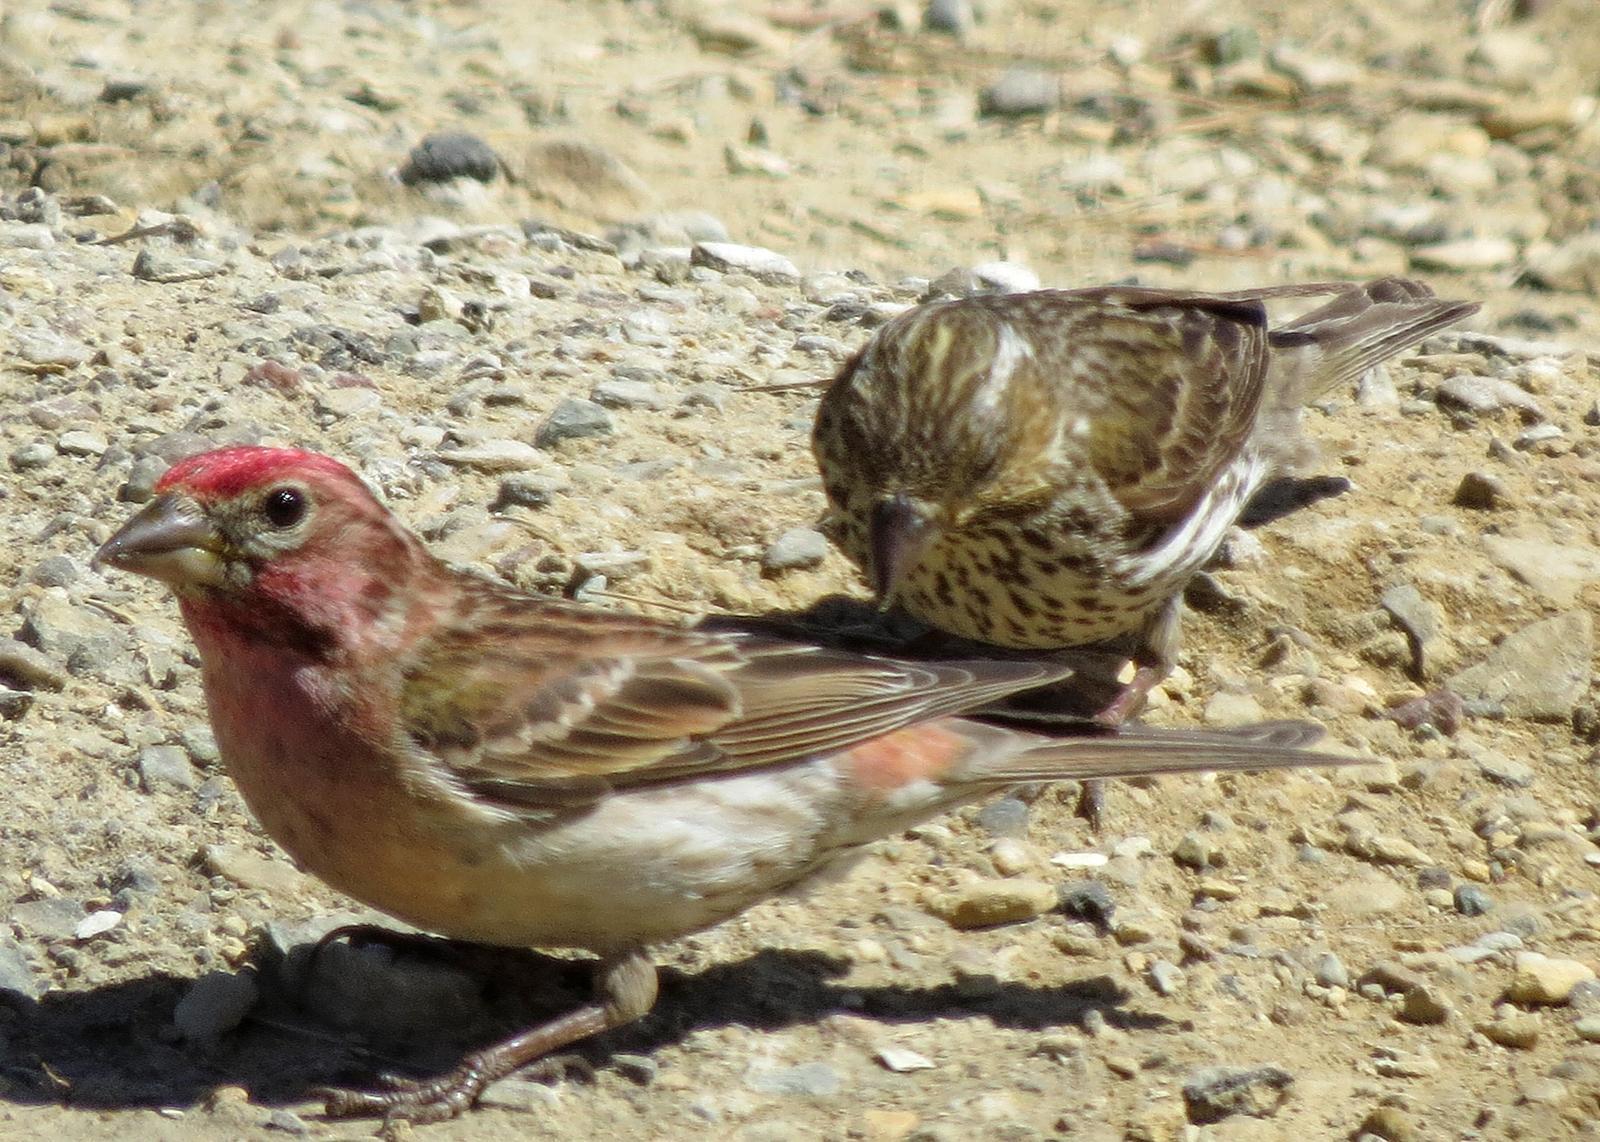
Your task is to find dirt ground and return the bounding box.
[2,0,1600,1139]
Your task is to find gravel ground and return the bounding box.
[2,1,1600,1139]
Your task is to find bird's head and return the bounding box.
[814,304,1058,602]
[95,447,426,653]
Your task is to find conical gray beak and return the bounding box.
[868,493,938,602]
[93,493,227,587]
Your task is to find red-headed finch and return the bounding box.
[813,278,1477,722]
[96,445,1355,1123]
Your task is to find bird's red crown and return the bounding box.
[157,446,358,499]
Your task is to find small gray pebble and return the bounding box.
[1148,959,1184,996]
[1173,832,1220,869]
[612,1053,658,1085]
[120,454,169,503]
[0,688,33,721]
[975,796,1029,838]
[591,379,669,410]
[1454,884,1493,916]
[745,1061,842,1097]
[1477,751,1535,787]
[536,399,614,447]
[1399,983,1452,1025]
[762,528,829,574]
[131,248,223,283]
[690,242,800,284]
[1495,902,1544,938]
[56,429,108,456]
[143,431,214,464]
[923,0,974,36]
[979,68,1058,117]
[1514,423,1563,449]
[28,556,77,588]
[302,939,484,1036]
[1,222,55,249]
[0,939,42,1000]
[400,131,500,185]
[492,472,569,511]
[100,77,150,102]
[112,861,162,900]
[1058,880,1115,929]
[612,363,668,385]
[10,442,54,471]
[1568,978,1600,1013]
[1314,952,1350,989]
[575,551,650,581]
[12,898,85,940]
[180,724,221,765]
[138,745,197,792]
[1475,931,1523,953]
[264,1108,310,1134]
[1453,471,1509,510]
[680,384,728,412]
[792,334,848,357]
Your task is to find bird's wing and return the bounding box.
[991,288,1282,524]
[1042,280,1474,496]
[399,587,1071,810]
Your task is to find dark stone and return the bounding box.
[399,131,501,185]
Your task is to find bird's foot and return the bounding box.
[317,952,657,1126]
[1076,663,1171,829]
[320,1063,491,1127]
[317,1043,598,1127]
[519,1051,597,1086]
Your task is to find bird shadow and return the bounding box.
[1236,474,1351,528]
[0,934,1166,1113]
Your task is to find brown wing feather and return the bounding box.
[986,290,1273,523]
[400,582,1072,810]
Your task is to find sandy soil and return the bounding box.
[2,1,1600,1139]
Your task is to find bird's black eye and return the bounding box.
[262,487,307,528]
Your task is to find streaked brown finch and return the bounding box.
[96,446,1357,1123]
[813,278,1477,723]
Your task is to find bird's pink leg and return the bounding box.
[1079,598,1183,824]
[320,949,658,1126]
[1090,664,1166,728]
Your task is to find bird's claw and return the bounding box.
[318,1064,489,1126]
[1075,778,1106,831]
[519,1051,596,1085]
[311,922,452,963]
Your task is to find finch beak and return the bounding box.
[868,493,938,602]
[92,492,228,588]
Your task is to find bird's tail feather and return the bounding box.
[1269,277,1479,405]
[978,720,1364,784]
